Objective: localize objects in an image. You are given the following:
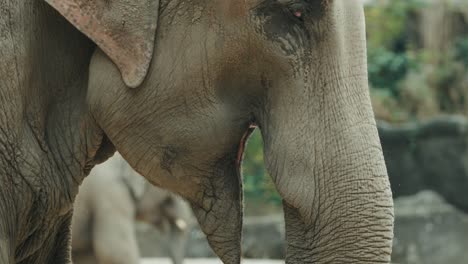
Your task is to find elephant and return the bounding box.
[0,0,394,263]
[71,153,193,264]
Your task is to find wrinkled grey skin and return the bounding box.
[72,153,193,264]
[0,0,394,263]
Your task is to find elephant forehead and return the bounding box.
[227,1,248,18]
[214,0,251,20]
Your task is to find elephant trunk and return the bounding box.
[252,2,394,261]
[259,83,394,262]
[257,36,394,263]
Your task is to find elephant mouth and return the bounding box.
[236,123,257,167]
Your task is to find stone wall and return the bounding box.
[379,115,468,212]
[392,191,468,264]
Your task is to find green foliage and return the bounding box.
[365,1,424,96]
[368,47,411,95]
[365,0,424,50]
[366,1,468,122]
[242,130,281,206]
[455,37,468,67]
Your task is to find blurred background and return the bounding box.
[79,0,468,263]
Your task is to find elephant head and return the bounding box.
[46,0,394,262]
[136,187,194,264]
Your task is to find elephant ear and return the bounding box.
[45,0,160,88]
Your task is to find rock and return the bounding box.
[242,215,285,259]
[392,191,468,264]
[378,116,468,212]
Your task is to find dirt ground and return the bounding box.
[141,259,283,264]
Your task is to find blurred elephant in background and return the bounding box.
[72,153,193,264]
[0,0,393,263]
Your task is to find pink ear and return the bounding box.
[45,0,160,88]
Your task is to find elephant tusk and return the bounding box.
[174,219,188,231]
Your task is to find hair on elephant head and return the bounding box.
[7,0,393,263]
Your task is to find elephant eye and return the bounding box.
[287,2,306,21]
